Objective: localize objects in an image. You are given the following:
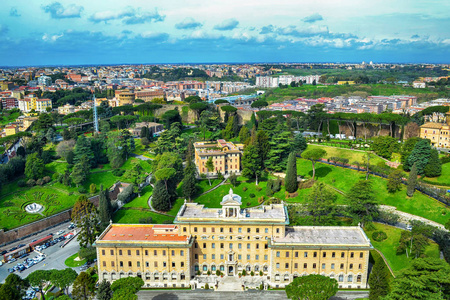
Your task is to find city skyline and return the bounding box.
[0,0,449,65]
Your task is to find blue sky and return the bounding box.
[1,0,449,66]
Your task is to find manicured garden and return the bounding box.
[64,253,86,267]
[365,223,440,275]
[295,159,450,225]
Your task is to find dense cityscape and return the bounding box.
[0,1,450,300]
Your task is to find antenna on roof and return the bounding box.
[93,94,99,133]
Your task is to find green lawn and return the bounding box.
[296,158,450,225]
[194,182,265,208]
[176,179,222,198]
[112,209,174,224]
[365,223,440,275]
[167,198,185,216]
[307,144,386,166]
[65,253,86,267]
[423,163,450,186]
[120,157,152,173]
[123,186,153,209]
[0,111,21,126]
[0,185,76,230]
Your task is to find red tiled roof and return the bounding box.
[29,235,53,247]
[101,224,188,242]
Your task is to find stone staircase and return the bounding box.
[216,276,243,291]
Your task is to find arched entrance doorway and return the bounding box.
[228,266,234,276]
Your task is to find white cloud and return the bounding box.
[42,2,83,19]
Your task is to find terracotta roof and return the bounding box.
[100,224,188,242]
[420,122,444,129]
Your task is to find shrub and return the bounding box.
[207,271,211,276]
[89,183,97,194]
[78,246,97,262]
[78,187,87,194]
[27,179,36,187]
[197,270,201,276]
[259,271,263,276]
[139,217,153,224]
[372,231,388,242]
[246,202,251,206]
[205,283,209,289]
[112,169,125,177]
[242,270,247,276]
[36,179,44,186]
[249,193,255,198]
[17,179,26,187]
[250,271,254,276]
[216,270,221,276]
[298,179,315,190]
[272,177,281,192]
[43,176,51,183]
[242,187,248,192]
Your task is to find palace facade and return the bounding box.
[420,109,450,148]
[194,140,244,175]
[95,189,372,289]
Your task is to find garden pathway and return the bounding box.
[130,153,153,161]
[197,177,228,197]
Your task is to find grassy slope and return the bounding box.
[307,144,386,165]
[365,223,440,275]
[295,159,450,225]
[112,210,174,224]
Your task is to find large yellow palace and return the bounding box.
[94,189,372,289]
[420,108,450,148]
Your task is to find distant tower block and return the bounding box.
[93,95,99,133]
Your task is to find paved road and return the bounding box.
[0,235,81,283]
[1,221,73,251]
[137,290,369,300]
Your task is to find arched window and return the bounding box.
[203,265,208,271]
[211,265,216,271]
[284,274,290,280]
[338,275,344,282]
[246,265,251,271]
[357,275,362,282]
[194,265,199,271]
[263,265,268,272]
[348,275,353,282]
[255,265,259,272]
[220,265,225,271]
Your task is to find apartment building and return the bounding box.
[95,190,372,289]
[194,140,244,175]
[18,97,52,113]
[420,108,450,148]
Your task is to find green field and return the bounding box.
[122,185,153,209]
[295,159,450,225]
[0,111,21,126]
[307,144,386,166]
[112,209,174,224]
[365,223,440,275]
[263,83,445,103]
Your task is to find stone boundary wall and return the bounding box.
[0,182,124,246]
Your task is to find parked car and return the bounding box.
[8,268,14,273]
[56,230,65,235]
[0,250,7,255]
[18,244,26,248]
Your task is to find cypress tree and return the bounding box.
[285,152,298,193]
[97,279,113,300]
[152,180,171,211]
[98,184,112,226]
[266,179,274,197]
[423,149,441,178]
[140,126,148,139]
[182,163,197,201]
[368,261,390,300]
[407,163,417,197]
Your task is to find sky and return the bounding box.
[0,0,449,66]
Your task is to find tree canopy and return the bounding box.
[285,274,338,300]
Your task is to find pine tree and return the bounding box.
[346,180,378,228]
[405,139,431,174]
[407,163,417,197]
[285,152,298,193]
[73,134,94,166]
[152,180,171,211]
[368,260,390,300]
[98,185,112,226]
[223,116,235,140]
[232,113,240,136]
[423,149,441,178]
[266,179,274,197]
[97,279,113,300]
[291,133,308,154]
[241,143,263,185]
[305,182,337,225]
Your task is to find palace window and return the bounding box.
[102,250,105,255]
[340,263,344,269]
[304,252,308,258]
[128,261,132,267]
[295,251,298,258]
[350,252,354,258]
[360,252,363,258]
[348,275,353,282]
[111,261,115,267]
[276,263,280,269]
[286,252,289,258]
[294,263,298,269]
[255,255,259,260]
[110,250,114,255]
[145,250,148,256]
[264,255,268,260]
[313,252,317,258]
[203,243,206,249]
[285,263,289,269]
[341,252,345,258]
[136,250,140,256]
[128,250,131,256]
[339,275,344,282]
[313,263,316,269]
[220,243,224,249]
[120,261,123,267]
[247,255,250,260]
[323,252,326,258]
[119,250,122,256]
[349,264,353,269]
[212,254,215,259]
[276,251,280,257]
[247,244,251,249]
[331,263,335,269]
[203,254,207,259]
[154,250,157,256]
[162,250,166,256]
[332,252,335,258]
[265,228,268,233]
[303,263,307,268]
